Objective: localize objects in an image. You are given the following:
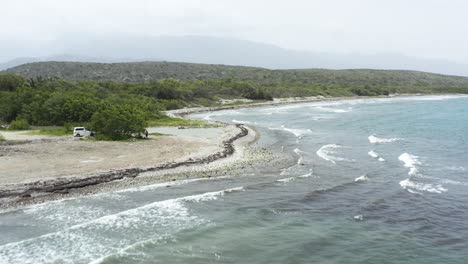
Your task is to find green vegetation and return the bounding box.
[9,119,30,130]
[0,133,5,141]
[5,61,468,88]
[1,62,468,140]
[0,74,25,91]
[89,104,147,140]
[25,127,69,136]
[148,117,219,128]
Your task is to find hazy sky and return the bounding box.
[1,0,467,62]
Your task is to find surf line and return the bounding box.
[0,124,249,202]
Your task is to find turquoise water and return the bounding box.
[1,95,468,263]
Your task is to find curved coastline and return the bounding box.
[0,93,463,209]
[165,93,453,118]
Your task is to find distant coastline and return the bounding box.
[166,93,460,118]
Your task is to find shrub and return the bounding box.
[90,105,147,140]
[9,119,30,130]
[0,133,5,141]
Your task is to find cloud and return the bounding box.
[1,0,468,63]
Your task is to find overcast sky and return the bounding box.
[1,0,467,63]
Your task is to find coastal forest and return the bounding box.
[1,61,468,139]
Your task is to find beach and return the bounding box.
[0,95,364,209]
[0,94,457,209]
[0,122,272,209]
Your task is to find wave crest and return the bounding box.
[316,144,353,164]
[354,175,369,182]
[399,179,448,194]
[398,153,421,176]
[368,135,401,144]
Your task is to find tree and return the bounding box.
[0,74,25,91]
[89,104,147,140]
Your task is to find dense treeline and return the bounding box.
[1,73,467,139]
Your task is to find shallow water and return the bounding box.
[1,95,468,263]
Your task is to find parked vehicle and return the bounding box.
[73,127,93,137]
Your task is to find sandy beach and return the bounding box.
[0,123,269,208]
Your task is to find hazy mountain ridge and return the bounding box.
[1,36,467,76]
[4,61,468,88]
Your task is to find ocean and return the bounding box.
[1,95,468,263]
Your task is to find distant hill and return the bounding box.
[0,54,145,71]
[1,36,468,76]
[4,61,468,88]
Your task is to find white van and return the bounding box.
[73,127,92,137]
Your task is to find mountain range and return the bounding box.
[1,36,467,77]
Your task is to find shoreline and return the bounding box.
[166,93,466,118]
[1,93,464,209]
[0,124,260,209]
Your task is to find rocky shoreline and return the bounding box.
[0,124,249,208]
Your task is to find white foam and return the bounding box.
[283,126,312,137]
[268,126,312,142]
[368,135,401,144]
[0,187,245,263]
[180,187,244,203]
[368,150,385,162]
[21,178,210,225]
[399,179,448,194]
[354,175,369,182]
[277,177,296,183]
[231,119,253,124]
[201,111,238,121]
[402,95,467,101]
[299,170,313,178]
[117,178,207,194]
[398,153,421,176]
[398,153,420,167]
[316,106,351,113]
[354,215,364,221]
[294,148,307,164]
[316,144,353,164]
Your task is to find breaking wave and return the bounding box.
[399,179,448,194]
[354,175,369,182]
[294,148,307,165]
[231,119,253,124]
[316,144,353,164]
[368,135,401,144]
[268,126,312,143]
[398,153,448,194]
[315,106,352,113]
[0,187,244,264]
[399,153,421,176]
[277,177,296,183]
[368,150,385,161]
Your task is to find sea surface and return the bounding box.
[1,95,468,263]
